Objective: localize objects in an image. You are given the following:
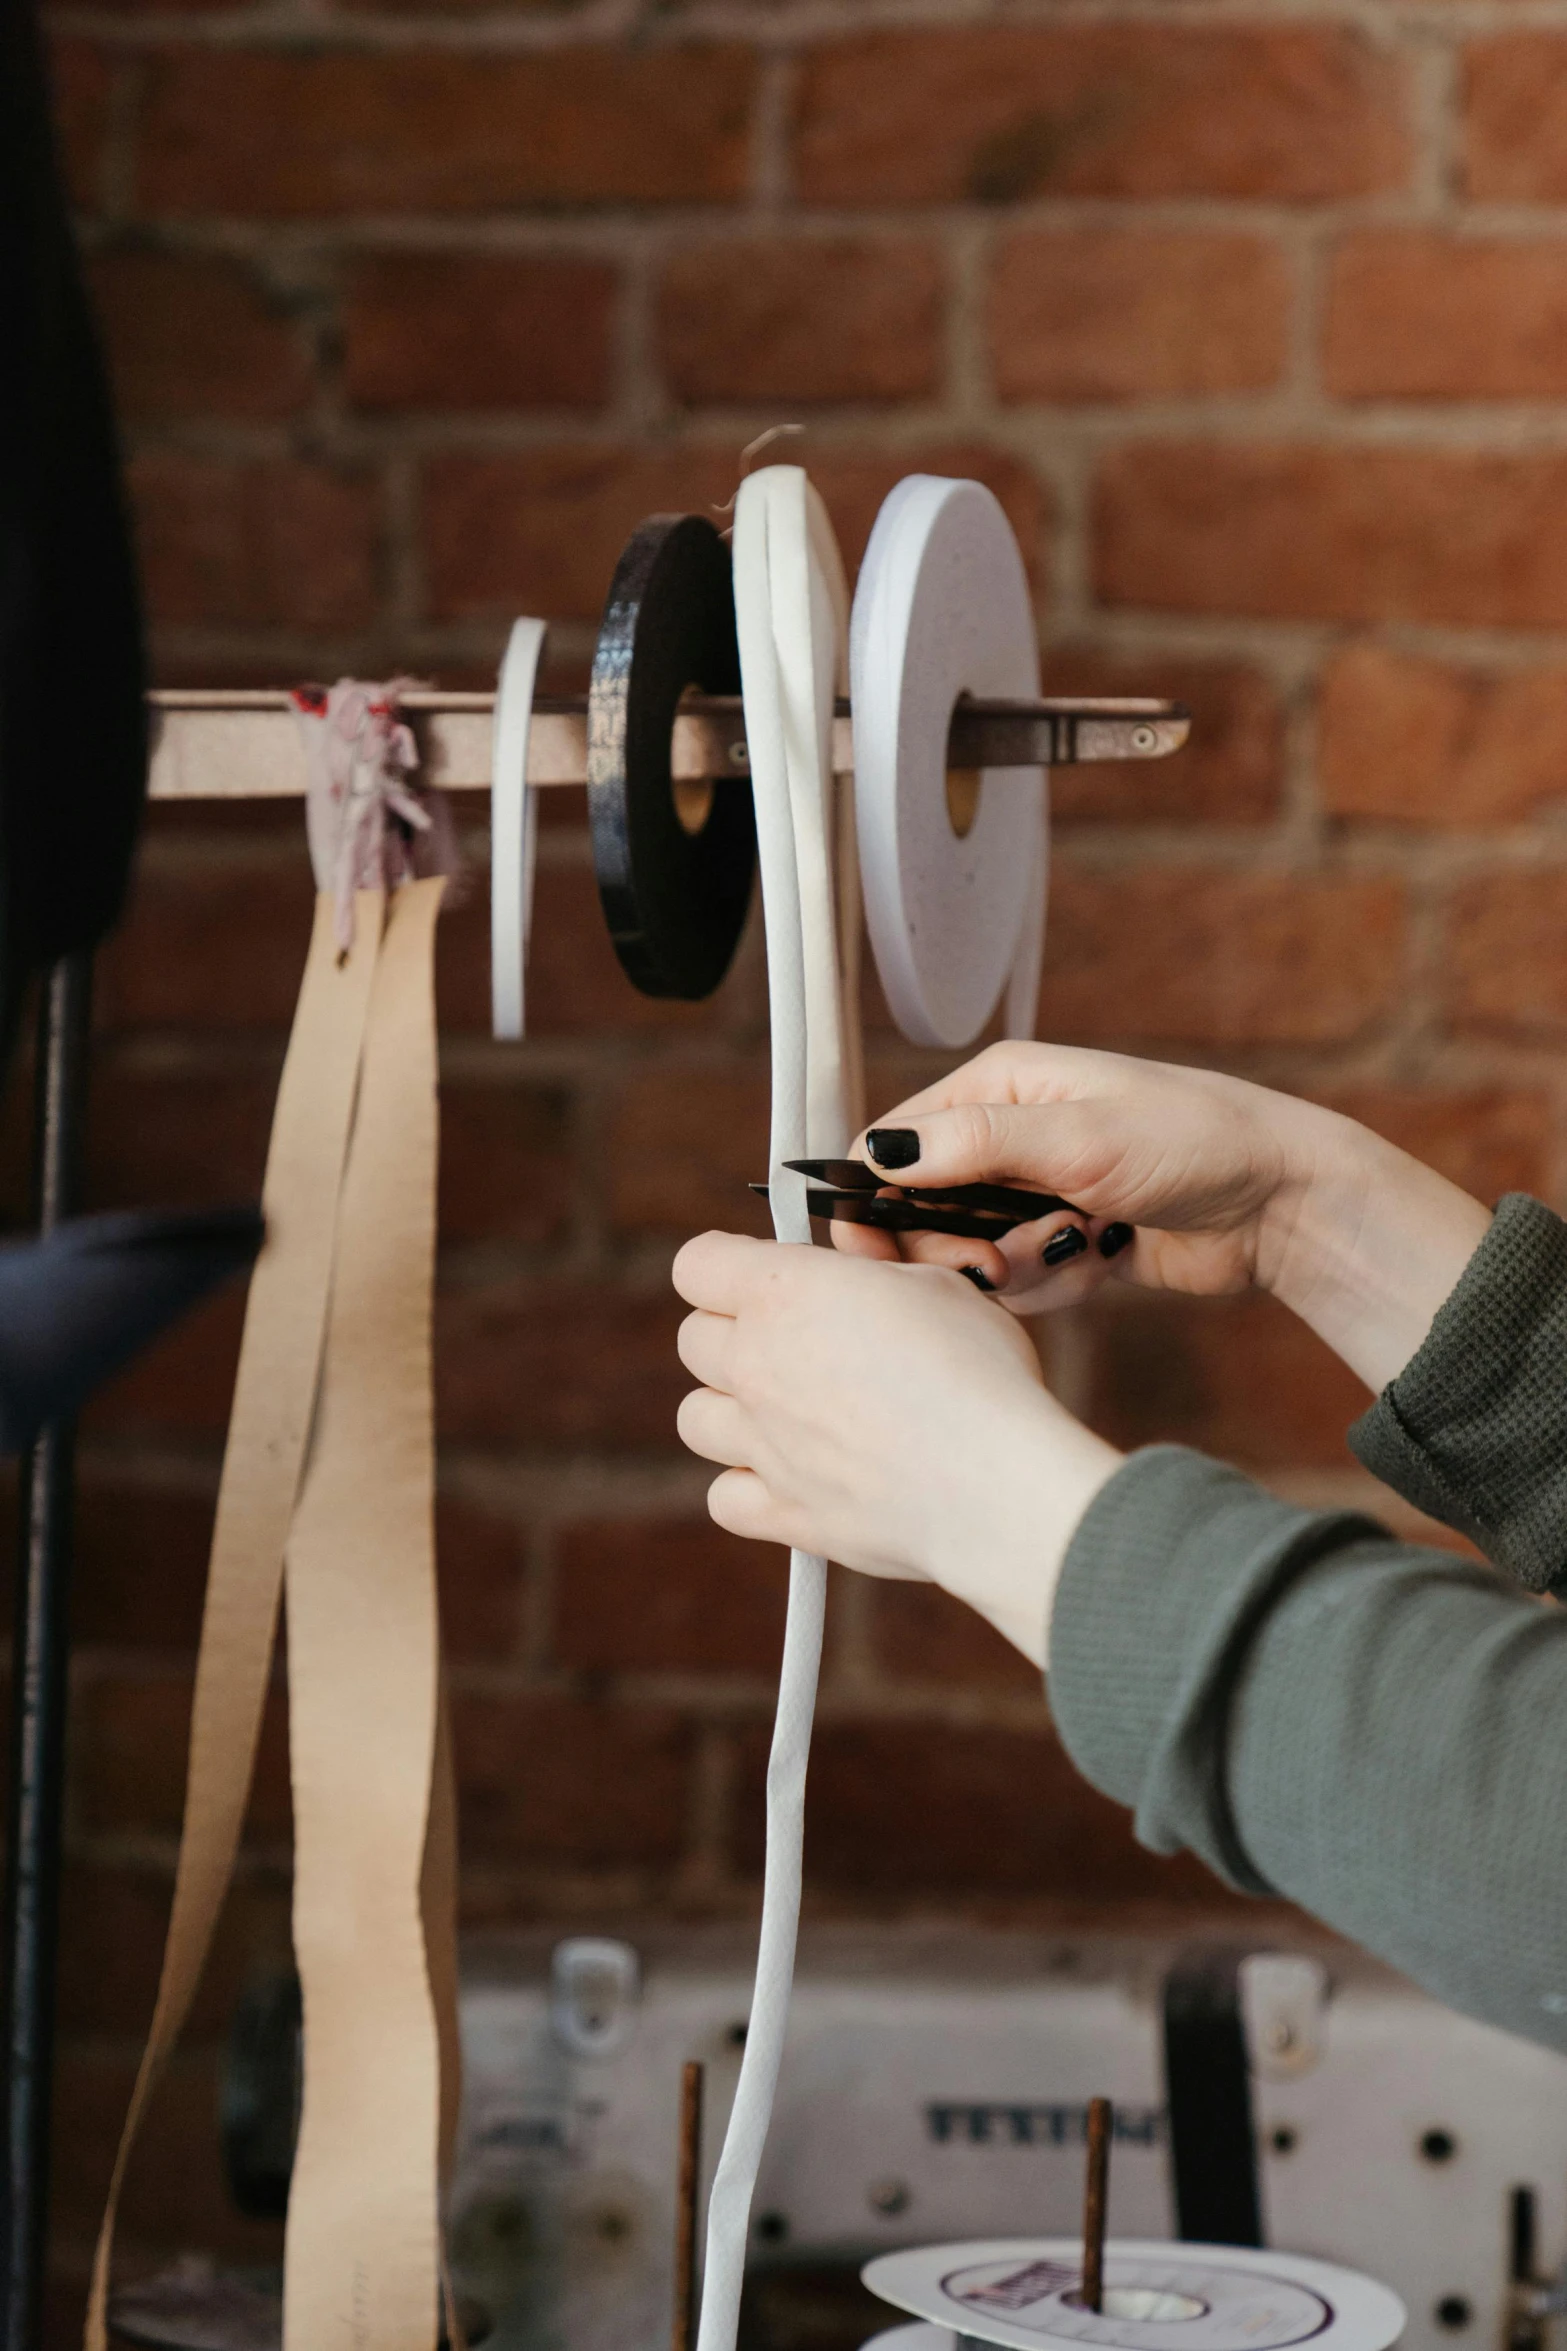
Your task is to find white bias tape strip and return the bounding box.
[850,477,1047,1049]
[696,464,855,2351]
[491,617,547,1040]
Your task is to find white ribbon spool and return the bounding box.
[490,617,547,1040]
[850,477,1047,1049]
[695,464,854,2351]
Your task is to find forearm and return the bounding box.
[1051,1448,1567,2055]
[1257,1101,1492,1392]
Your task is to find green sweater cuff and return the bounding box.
[1349,1193,1567,1593]
[1050,1445,1388,1892]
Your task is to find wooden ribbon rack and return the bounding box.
[147,688,1190,801]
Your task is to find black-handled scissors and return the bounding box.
[750,1159,1085,1244]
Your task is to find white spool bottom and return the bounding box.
[862,2242,1405,2351]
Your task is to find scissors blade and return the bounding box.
[782,1158,1081,1223]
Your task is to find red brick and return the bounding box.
[795,28,1410,205]
[1325,231,1567,400]
[1095,443,1567,631]
[137,47,755,216]
[1039,866,1404,1046]
[1085,1290,1371,1469]
[1320,644,1567,827]
[440,1079,573,1244]
[128,454,380,632]
[90,249,313,422]
[734,1716,1228,1900]
[1465,37,1567,203]
[866,1580,1041,1695]
[1446,872,1567,1041]
[453,1691,691,1865]
[56,1864,290,2039]
[659,238,943,406]
[72,1479,216,1649]
[608,1069,772,1237]
[423,441,1048,623]
[554,1518,788,1674]
[47,38,114,209]
[424,447,736,626]
[436,856,740,1038]
[98,858,313,1032]
[437,1494,525,1662]
[84,1284,243,1439]
[344,253,616,414]
[53,2049,286,2266]
[437,1282,686,1448]
[991,230,1289,403]
[1308,1087,1548,1206]
[75,1669,290,1844]
[1040,650,1283,825]
[87,1063,275,1206]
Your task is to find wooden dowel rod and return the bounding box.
[1082,2095,1112,2316]
[144,691,1189,803]
[673,2060,704,2351]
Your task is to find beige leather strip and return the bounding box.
[87,889,387,2351]
[283,875,447,2351]
[423,1678,462,2195]
[424,1678,466,2351]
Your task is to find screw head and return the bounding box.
[1436,2298,1472,2330]
[1131,725,1158,754]
[869,2178,912,2218]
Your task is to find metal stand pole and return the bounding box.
[2,953,93,2351]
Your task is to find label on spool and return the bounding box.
[863,2242,1405,2351]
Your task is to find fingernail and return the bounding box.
[866,1128,920,1170]
[1099,1223,1134,1260]
[959,1265,994,1292]
[1042,1225,1088,1268]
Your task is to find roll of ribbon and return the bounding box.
[695,465,856,2351]
[850,477,1047,1049]
[490,617,547,1041]
[587,513,753,1000]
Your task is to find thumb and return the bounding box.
[864,1100,1146,1213]
[857,1101,1122,1209]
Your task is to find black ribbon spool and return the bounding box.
[588,512,754,999]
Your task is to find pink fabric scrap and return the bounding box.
[290,679,459,952]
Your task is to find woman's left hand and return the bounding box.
[672,1231,1121,1667]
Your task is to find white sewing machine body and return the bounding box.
[449,1927,1567,2351]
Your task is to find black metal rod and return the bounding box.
[2,952,93,2351]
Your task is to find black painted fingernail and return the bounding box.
[1042,1225,1088,1268]
[959,1265,994,1292]
[1099,1223,1134,1259]
[866,1127,920,1170]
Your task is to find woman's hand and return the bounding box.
[673,1231,1120,1666]
[832,1043,1492,1393]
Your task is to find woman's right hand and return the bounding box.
[833,1042,1492,1392]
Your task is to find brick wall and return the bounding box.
[24,0,1567,2320]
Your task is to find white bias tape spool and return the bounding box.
[863,2241,1405,2351]
[850,477,1047,1049]
[491,617,547,1040]
[696,463,854,2351]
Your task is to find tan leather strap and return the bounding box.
[283,874,447,2351]
[87,889,386,2351]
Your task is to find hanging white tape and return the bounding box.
[850,477,1046,1049]
[490,617,547,1040]
[696,464,852,2351]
